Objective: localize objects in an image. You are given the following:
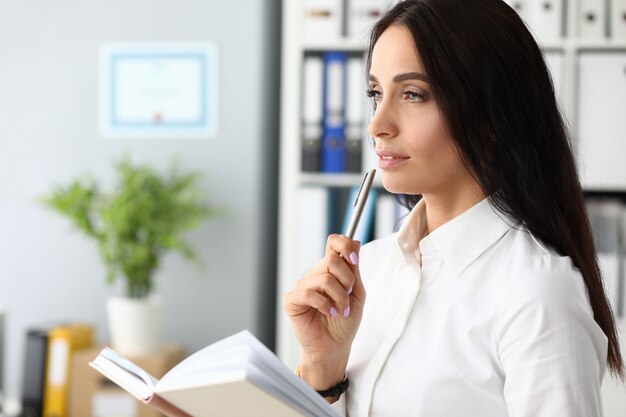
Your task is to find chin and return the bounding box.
[381,175,422,196]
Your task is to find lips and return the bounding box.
[376,149,409,169]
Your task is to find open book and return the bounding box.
[89,330,341,417]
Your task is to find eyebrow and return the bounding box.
[368,72,429,83]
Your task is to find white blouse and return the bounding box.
[334,197,608,417]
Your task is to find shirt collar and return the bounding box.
[395,196,515,276]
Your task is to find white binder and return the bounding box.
[298,187,329,278]
[577,0,607,38]
[303,57,324,133]
[543,51,564,108]
[345,57,365,131]
[302,56,324,171]
[599,253,621,315]
[577,53,626,188]
[544,51,570,120]
[528,0,563,42]
[346,56,366,172]
[361,64,377,172]
[346,0,394,40]
[611,0,626,39]
[587,199,623,314]
[302,0,343,43]
[361,97,378,172]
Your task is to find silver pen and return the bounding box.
[344,169,377,240]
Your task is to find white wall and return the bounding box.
[0,0,280,405]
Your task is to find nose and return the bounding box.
[367,100,398,141]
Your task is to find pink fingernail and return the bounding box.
[343,306,350,317]
[330,307,338,317]
[347,286,353,295]
[349,252,359,265]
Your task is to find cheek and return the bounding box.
[404,110,454,160]
[406,111,466,183]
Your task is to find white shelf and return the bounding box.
[299,172,365,187]
[575,42,626,50]
[540,41,568,51]
[302,40,369,52]
[303,37,626,53]
[539,39,626,50]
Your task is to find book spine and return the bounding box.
[145,394,193,417]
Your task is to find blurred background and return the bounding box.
[0,0,280,415]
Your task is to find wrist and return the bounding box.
[296,366,349,403]
[298,357,348,391]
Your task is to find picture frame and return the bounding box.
[99,43,218,139]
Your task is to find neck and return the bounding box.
[422,178,486,234]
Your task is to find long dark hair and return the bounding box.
[368,0,623,378]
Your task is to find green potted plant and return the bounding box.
[42,156,221,354]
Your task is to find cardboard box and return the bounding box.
[69,344,185,417]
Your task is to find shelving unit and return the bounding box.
[276,0,626,369]
[276,0,376,369]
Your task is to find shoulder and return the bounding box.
[493,228,605,352]
[494,230,608,397]
[497,228,589,308]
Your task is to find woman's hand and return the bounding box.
[283,234,366,391]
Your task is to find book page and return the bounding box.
[90,348,158,401]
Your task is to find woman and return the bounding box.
[284,0,624,415]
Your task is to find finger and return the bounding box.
[284,287,335,318]
[351,261,365,298]
[326,251,356,294]
[311,273,351,313]
[294,272,351,312]
[325,234,360,266]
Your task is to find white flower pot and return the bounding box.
[106,295,163,356]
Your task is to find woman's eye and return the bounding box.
[365,88,382,101]
[366,89,382,112]
[404,90,425,102]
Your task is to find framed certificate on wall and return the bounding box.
[99,43,217,139]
